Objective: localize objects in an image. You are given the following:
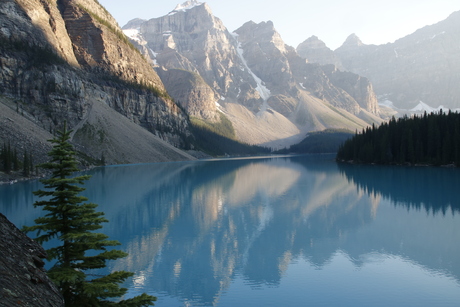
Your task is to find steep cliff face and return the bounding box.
[322,65,380,115]
[0,0,192,164]
[0,213,64,306]
[60,0,165,89]
[123,1,381,148]
[156,68,219,121]
[334,12,460,110]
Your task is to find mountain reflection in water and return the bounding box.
[1,155,459,306]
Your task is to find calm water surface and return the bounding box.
[1,155,460,306]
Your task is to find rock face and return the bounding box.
[123,1,381,148]
[0,0,193,164]
[297,36,344,69]
[156,68,219,121]
[334,12,460,110]
[0,213,64,307]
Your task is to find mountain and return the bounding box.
[123,1,382,149]
[0,0,194,166]
[1,0,383,165]
[296,36,344,69]
[299,11,460,111]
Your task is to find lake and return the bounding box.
[1,154,460,306]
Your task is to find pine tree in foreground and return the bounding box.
[23,123,156,307]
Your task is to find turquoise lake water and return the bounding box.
[1,155,460,306]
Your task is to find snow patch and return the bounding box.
[123,28,142,42]
[168,0,203,15]
[410,101,445,113]
[431,31,446,40]
[231,32,271,115]
[380,99,459,114]
[215,100,224,112]
[148,48,158,65]
[149,48,158,58]
[299,82,306,89]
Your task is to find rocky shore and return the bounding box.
[0,213,64,306]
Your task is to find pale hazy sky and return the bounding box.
[98,0,459,50]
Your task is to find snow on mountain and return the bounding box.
[123,28,142,42]
[169,0,203,15]
[231,33,271,101]
[410,101,438,112]
[379,99,460,116]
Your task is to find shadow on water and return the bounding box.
[337,162,460,215]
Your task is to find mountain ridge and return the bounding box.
[299,10,460,111]
[122,1,382,149]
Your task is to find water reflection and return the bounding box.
[1,155,459,306]
[337,162,460,214]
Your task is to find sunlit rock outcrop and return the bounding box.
[0,0,193,164]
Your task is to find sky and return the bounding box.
[98,0,459,50]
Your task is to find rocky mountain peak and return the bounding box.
[122,5,382,148]
[299,35,327,49]
[123,17,146,29]
[235,20,287,54]
[335,10,460,110]
[170,0,205,14]
[341,33,365,48]
[296,35,343,69]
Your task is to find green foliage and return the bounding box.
[190,113,270,156]
[279,129,354,154]
[190,113,236,140]
[1,142,32,175]
[99,74,171,100]
[22,150,34,177]
[336,111,460,166]
[1,143,12,173]
[23,123,156,306]
[0,36,66,67]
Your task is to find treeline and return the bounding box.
[277,129,354,154]
[190,114,271,156]
[336,110,460,166]
[1,143,35,176]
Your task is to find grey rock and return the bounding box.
[297,35,344,70]
[0,0,193,166]
[0,213,64,307]
[335,12,460,110]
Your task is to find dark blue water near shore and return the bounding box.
[1,155,460,306]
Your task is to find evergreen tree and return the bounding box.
[13,147,19,171]
[23,150,30,177]
[23,123,156,307]
[2,142,12,173]
[337,111,460,166]
[29,152,34,176]
[0,143,5,171]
